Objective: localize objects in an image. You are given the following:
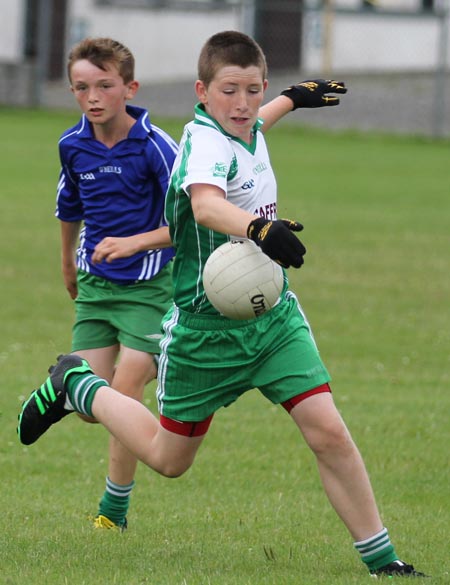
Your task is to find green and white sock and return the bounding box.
[98,477,135,527]
[354,527,398,571]
[64,372,107,417]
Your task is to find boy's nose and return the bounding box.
[88,90,99,103]
[235,93,249,110]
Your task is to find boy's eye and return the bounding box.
[222,88,261,95]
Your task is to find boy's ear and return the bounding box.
[195,80,208,104]
[126,80,139,99]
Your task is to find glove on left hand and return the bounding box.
[281,79,347,110]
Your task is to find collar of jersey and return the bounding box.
[193,103,263,154]
[77,105,152,141]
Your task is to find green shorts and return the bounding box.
[72,263,173,354]
[157,291,330,421]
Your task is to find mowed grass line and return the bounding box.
[0,107,449,584]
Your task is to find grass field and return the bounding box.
[0,107,449,585]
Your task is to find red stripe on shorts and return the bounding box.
[281,383,332,413]
[160,414,214,437]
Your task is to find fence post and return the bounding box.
[30,0,52,107]
[322,0,334,77]
[432,1,449,137]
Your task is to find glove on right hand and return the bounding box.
[247,218,306,269]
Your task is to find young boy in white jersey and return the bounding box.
[19,31,425,577]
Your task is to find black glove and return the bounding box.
[247,218,306,269]
[281,79,347,110]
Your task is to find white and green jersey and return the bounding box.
[165,103,279,314]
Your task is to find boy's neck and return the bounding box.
[91,112,136,148]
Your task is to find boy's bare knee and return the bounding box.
[76,412,98,424]
[157,461,191,478]
[307,422,354,458]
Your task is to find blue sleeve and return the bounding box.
[55,143,84,221]
[147,127,178,224]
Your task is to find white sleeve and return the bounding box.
[181,127,233,197]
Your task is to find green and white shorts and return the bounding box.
[72,264,173,354]
[156,291,331,422]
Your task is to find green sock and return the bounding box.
[65,372,107,417]
[98,477,135,527]
[354,527,398,571]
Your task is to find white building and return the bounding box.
[0,0,448,105]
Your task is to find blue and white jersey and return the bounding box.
[56,105,178,283]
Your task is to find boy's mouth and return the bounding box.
[232,117,249,124]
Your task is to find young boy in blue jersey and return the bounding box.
[56,37,177,530]
[19,30,425,578]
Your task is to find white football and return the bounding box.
[202,240,284,320]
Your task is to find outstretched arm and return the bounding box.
[259,95,298,133]
[260,79,347,133]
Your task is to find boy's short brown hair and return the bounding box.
[67,37,135,84]
[198,30,267,87]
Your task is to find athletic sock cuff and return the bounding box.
[105,477,135,497]
[66,374,108,417]
[354,527,399,571]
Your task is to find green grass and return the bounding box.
[1,107,449,584]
